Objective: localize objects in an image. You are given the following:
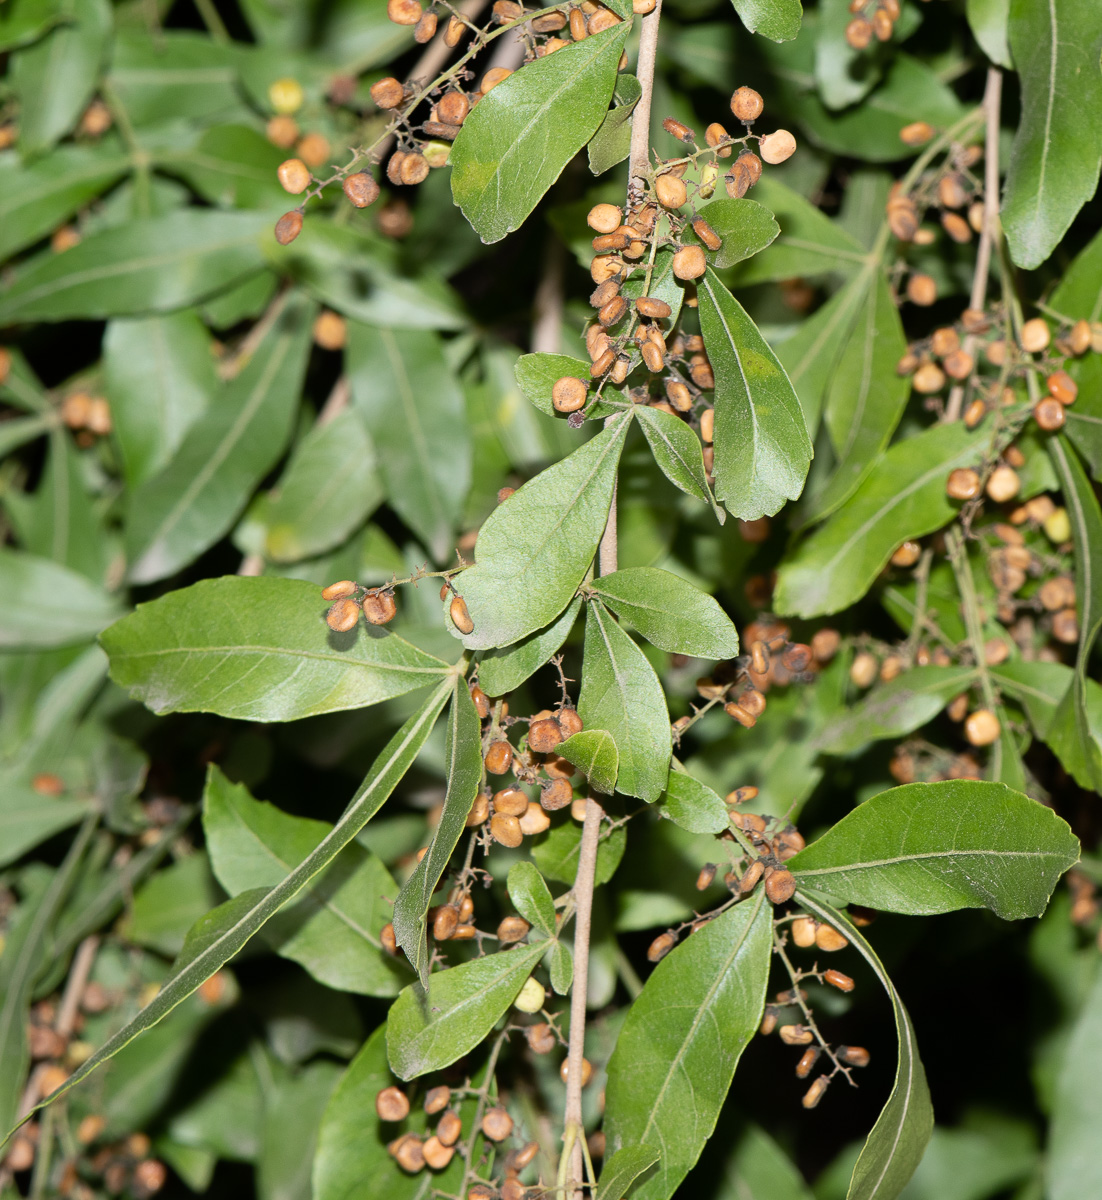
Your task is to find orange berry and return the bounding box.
[450,595,474,633]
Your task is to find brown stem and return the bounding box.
[55,937,100,1040]
[563,798,604,1198]
[532,238,565,355]
[945,68,1002,423]
[627,0,663,193]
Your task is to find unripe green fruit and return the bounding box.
[514,977,546,1013]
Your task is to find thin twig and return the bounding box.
[317,375,351,427]
[945,68,1002,423]
[218,288,290,381]
[563,798,604,1200]
[55,937,99,1041]
[532,239,565,355]
[627,0,663,193]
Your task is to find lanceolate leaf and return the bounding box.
[590,568,739,659]
[993,659,1102,770]
[0,211,269,324]
[966,0,1012,68]
[588,72,642,175]
[634,404,724,521]
[203,766,411,996]
[451,24,630,242]
[1002,0,1102,270]
[260,408,384,563]
[788,780,1080,918]
[476,597,582,696]
[13,680,452,1136]
[695,198,780,269]
[730,0,802,42]
[662,767,728,834]
[807,272,908,520]
[596,1146,662,1200]
[577,599,672,803]
[794,895,932,1200]
[346,324,471,563]
[386,940,548,1080]
[1047,967,1102,1200]
[0,549,122,649]
[103,310,216,490]
[393,681,482,985]
[774,420,986,618]
[603,891,772,1200]
[699,269,812,521]
[450,412,631,650]
[814,665,980,755]
[101,577,451,722]
[1046,436,1102,791]
[126,293,315,583]
[507,861,557,936]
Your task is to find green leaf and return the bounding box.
[167,124,287,209]
[392,681,482,984]
[258,1060,343,1200]
[789,780,1080,918]
[621,244,687,331]
[1002,0,1102,269]
[203,766,411,996]
[813,665,980,755]
[451,25,631,242]
[699,269,812,520]
[450,412,630,650]
[590,567,739,659]
[815,0,885,110]
[125,293,314,583]
[476,597,582,696]
[313,1025,471,1200]
[0,2,67,53]
[992,659,1102,772]
[548,939,573,995]
[1047,967,1102,1200]
[806,272,909,519]
[733,177,867,286]
[596,1145,661,1200]
[0,144,129,261]
[0,778,89,869]
[776,271,871,438]
[774,421,986,618]
[260,409,384,563]
[604,891,772,1200]
[966,0,1012,68]
[532,815,626,886]
[0,819,95,1138]
[0,211,270,324]
[588,72,642,175]
[634,404,724,521]
[0,548,122,648]
[1046,436,1102,792]
[124,855,223,957]
[694,198,779,269]
[103,310,216,490]
[508,861,557,935]
[724,1126,813,1200]
[346,324,471,563]
[0,414,52,461]
[794,895,933,1200]
[386,940,548,1079]
[107,30,242,127]
[9,0,111,157]
[12,681,451,1135]
[101,576,451,722]
[730,0,802,41]
[662,767,728,834]
[557,728,619,796]
[578,600,672,803]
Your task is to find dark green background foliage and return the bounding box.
[0,0,1101,1198]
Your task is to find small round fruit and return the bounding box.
[322,579,357,601]
[1020,318,1050,353]
[450,595,475,634]
[814,923,849,952]
[490,812,523,847]
[370,77,405,109]
[519,801,550,835]
[327,597,360,632]
[587,203,622,233]
[436,1110,462,1145]
[655,173,687,209]
[985,465,1020,503]
[484,741,512,774]
[514,977,546,1013]
[850,651,878,689]
[672,245,707,279]
[277,159,311,195]
[313,310,347,350]
[387,0,422,23]
[481,1106,514,1141]
[433,905,459,941]
[560,1056,593,1087]
[758,129,796,165]
[363,590,398,625]
[891,541,921,567]
[946,468,981,501]
[839,1045,870,1067]
[267,114,299,147]
[1034,396,1066,431]
[791,916,817,947]
[343,172,380,208]
[424,1086,451,1114]
[526,1023,556,1054]
[964,708,1000,746]
[529,718,563,753]
[825,968,854,992]
[1047,370,1078,405]
[269,77,304,114]
[540,777,573,811]
[423,1136,454,1170]
[765,869,796,904]
[912,362,945,394]
[900,121,934,145]
[906,273,936,306]
[648,932,676,961]
[730,86,763,122]
[481,67,513,93]
[376,1086,410,1121]
[275,211,303,244]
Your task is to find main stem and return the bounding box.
[562,8,664,1191]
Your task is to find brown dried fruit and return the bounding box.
[388,0,422,22]
[526,1023,556,1054]
[493,786,529,816]
[815,923,848,951]
[371,77,405,109]
[900,121,934,146]
[1047,370,1078,406]
[1020,318,1050,353]
[490,812,523,847]
[529,717,564,753]
[588,202,622,233]
[377,1086,410,1121]
[648,932,676,962]
[481,1106,514,1141]
[541,777,573,810]
[824,968,855,992]
[559,1056,593,1087]
[552,376,587,413]
[946,467,981,501]
[275,210,304,245]
[838,1044,870,1067]
[765,868,796,904]
[327,597,360,632]
[484,741,512,774]
[730,86,764,123]
[964,708,1000,746]
[759,129,796,163]
[636,296,672,319]
[906,273,937,306]
[433,905,460,941]
[481,67,513,93]
[450,595,475,634]
[1034,396,1066,431]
